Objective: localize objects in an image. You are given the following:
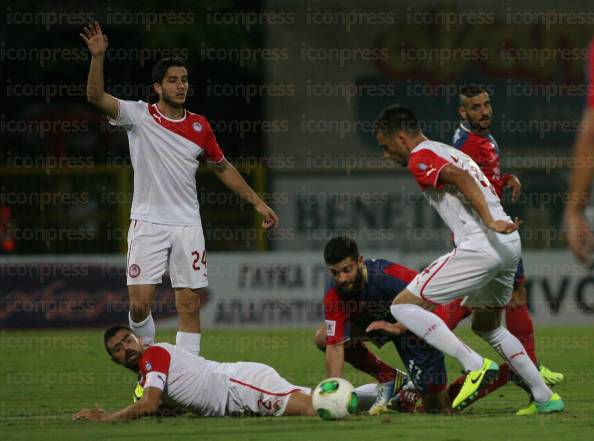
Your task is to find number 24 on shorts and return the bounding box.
[191,250,207,271]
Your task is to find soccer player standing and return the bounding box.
[373,105,564,415]
[432,85,563,385]
[80,23,278,356]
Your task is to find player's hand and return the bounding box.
[72,405,107,421]
[504,175,522,203]
[80,22,109,57]
[255,202,279,230]
[486,217,522,234]
[366,320,406,335]
[566,210,594,267]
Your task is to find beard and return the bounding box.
[123,351,141,370]
[162,90,185,109]
[337,268,364,296]
[470,116,491,133]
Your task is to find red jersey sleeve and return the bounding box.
[201,118,225,163]
[588,39,594,108]
[383,263,418,284]
[323,288,350,346]
[408,149,451,190]
[140,345,171,376]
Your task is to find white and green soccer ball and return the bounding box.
[312,378,359,420]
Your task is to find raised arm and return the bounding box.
[80,22,118,120]
[439,164,520,234]
[210,158,279,229]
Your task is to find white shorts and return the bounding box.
[126,219,208,289]
[224,362,306,417]
[407,233,521,309]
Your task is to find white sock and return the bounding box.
[353,383,379,411]
[390,304,483,371]
[129,311,155,348]
[176,332,201,355]
[474,326,552,403]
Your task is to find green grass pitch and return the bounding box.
[1,327,593,441]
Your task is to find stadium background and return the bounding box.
[1,2,593,335]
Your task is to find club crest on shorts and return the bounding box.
[128,263,141,278]
[192,122,202,132]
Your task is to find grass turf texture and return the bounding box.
[1,327,592,441]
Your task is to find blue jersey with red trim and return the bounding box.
[323,259,417,346]
[452,121,505,197]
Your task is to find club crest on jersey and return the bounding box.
[192,122,203,132]
[128,264,141,278]
[145,361,152,372]
[417,162,428,171]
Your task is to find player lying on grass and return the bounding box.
[372,104,564,415]
[314,236,451,415]
[73,326,382,421]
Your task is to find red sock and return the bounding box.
[344,346,395,383]
[447,363,512,404]
[432,298,472,331]
[505,304,538,364]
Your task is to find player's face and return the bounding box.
[328,256,365,295]
[460,92,492,133]
[155,66,188,108]
[107,329,144,370]
[376,131,409,166]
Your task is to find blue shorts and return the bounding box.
[513,258,525,290]
[392,332,447,395]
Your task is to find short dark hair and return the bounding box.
[459,84,488,105]
[104,325,132,355]
[151,57,188,84]
[324,236,359,265]
[373,104,420,135]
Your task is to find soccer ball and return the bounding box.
[312,378,359,420]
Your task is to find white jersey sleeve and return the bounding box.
[408,140,511,245]
[107,99,146,129]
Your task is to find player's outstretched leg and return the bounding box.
[472,310,565,415]
[389,292,497,410]
[505,282,564,386]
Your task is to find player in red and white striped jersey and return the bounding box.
[81,23,278,358]
[73,326,315,421]
[432,84,563,385]
[372,105,564,415]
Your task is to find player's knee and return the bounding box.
[314,328,326,352]
[472,325,506,345]
[129,299,151,321]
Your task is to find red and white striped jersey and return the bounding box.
[408,140,511,245]
[139,343,231,417]
[109,100,224,225]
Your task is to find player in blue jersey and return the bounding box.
[313,236,450,415]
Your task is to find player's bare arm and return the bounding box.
[210,159,279,229]
[566,108,594,266]
[73,386,162,422]
[325,343,345,378]
[80,22,118,120]
[503,174,522,203]
[439,164,521,234]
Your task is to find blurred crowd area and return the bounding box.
[0,0,591,254]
